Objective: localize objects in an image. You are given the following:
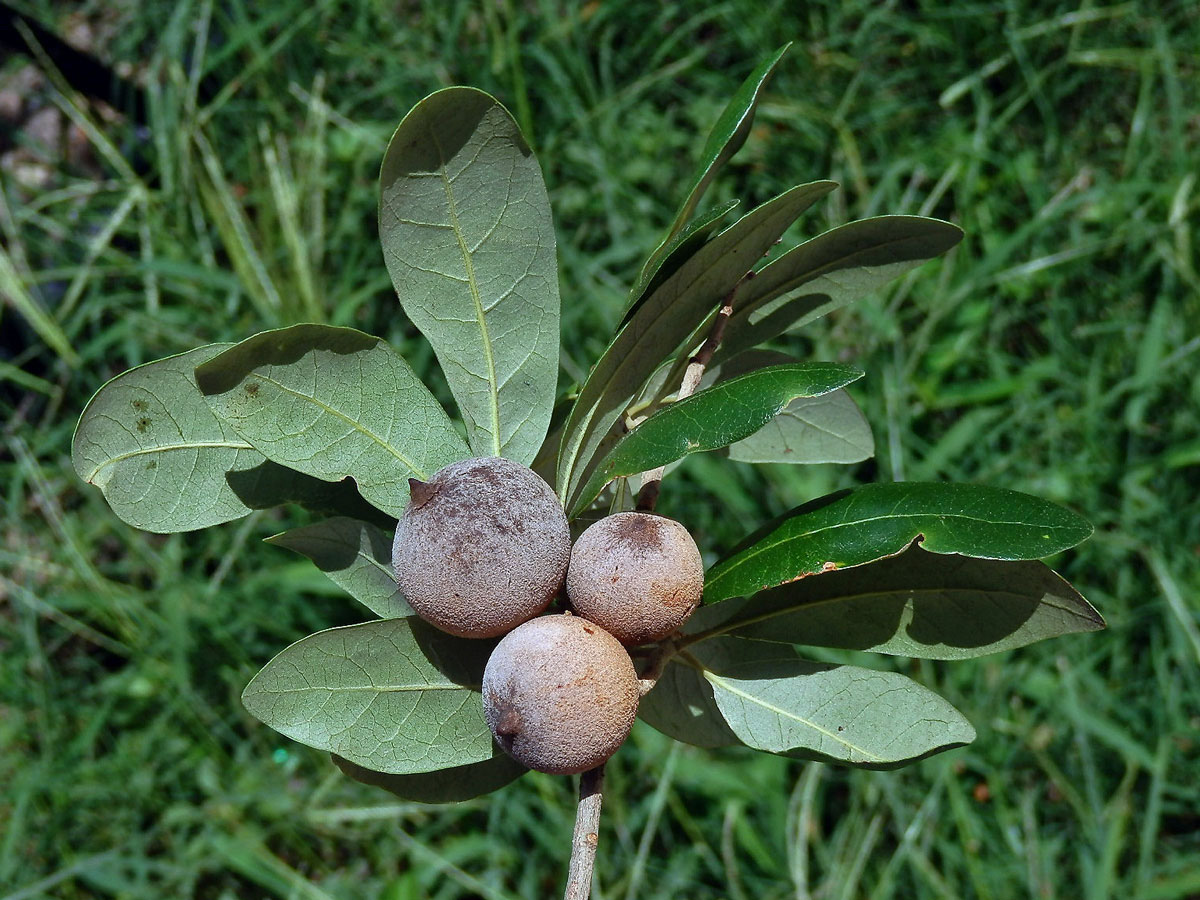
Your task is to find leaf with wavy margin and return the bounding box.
[379,86,559,465]
[700,349,874,465]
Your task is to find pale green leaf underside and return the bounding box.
[637,637,783,749]
[242,618,494,775]
[72,344,265,533]
[701,349,874,465]
[699,643,976,765]
[728,388,875,464]
[195,324,468,519]
[558,180,838,509]
[688,544,1104,660]
[267,517,412,619]
[379,86,560,465]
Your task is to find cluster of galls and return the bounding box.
[393,457,703,775]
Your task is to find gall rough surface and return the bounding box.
[482,614,639,775]
[566,511,703,645]
[392,456,570,638]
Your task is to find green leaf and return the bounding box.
[705,482,1094,604]
[557,181,837,508]
[72,344,266,533]
[621,199,740,325]
[687,543,1105,659]
[266,517,412,619]
[728,389,874,464]
[332,751,525,803]
[570,363,863,516]
[657,44,791,253]
[702,350,874,465]
[242,618,494,775]
[719,216,964,361]
[379,86,560,465]
[694,640,975,766]
[637,638,786,749]
[195,324,469,519]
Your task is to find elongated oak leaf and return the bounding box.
[195,324,468,519]
[655,43,791,252]
[696,641,975,766]
[379,86,560,465]
[558,181,837,509]
[719,216,963,361]
[570,362,862,515]
[687,543,1104,658]
[267,517,412,619]
[705,482,1093,604]
[621,200,740,325]
[242,618,494,775]
[700,349,874,465]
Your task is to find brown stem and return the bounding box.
[635,272,753,512]
[564,764,606,900]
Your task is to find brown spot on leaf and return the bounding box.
[136,417,151,433]
[244,382,260,396]
[131,398,148,411]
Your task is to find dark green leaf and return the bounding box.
[242,618,494,775]
[693,640,975,766]
[719,216,964,361]
[379,87,560,465]
[687,543,1104,659]
[73,344,262,533]
[557,181,837,509]
[705,482,1094,603]
[659,44,791,250]
[332,751,525,803]
[621,200,740,325]
[267,517,411,619]
[195,324,468,519]
[570,363,862,515]
[701,350,874,465]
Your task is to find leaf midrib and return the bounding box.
[432,124,502,457]
[698,585,1089,643]
[744,225,945,317]
[251,683,472,694]
[710,508,1064,591]
[253,371,429,479]
[87,439,254,483]
[701,668,883,762]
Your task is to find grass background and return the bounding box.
[2,0,1198,897]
